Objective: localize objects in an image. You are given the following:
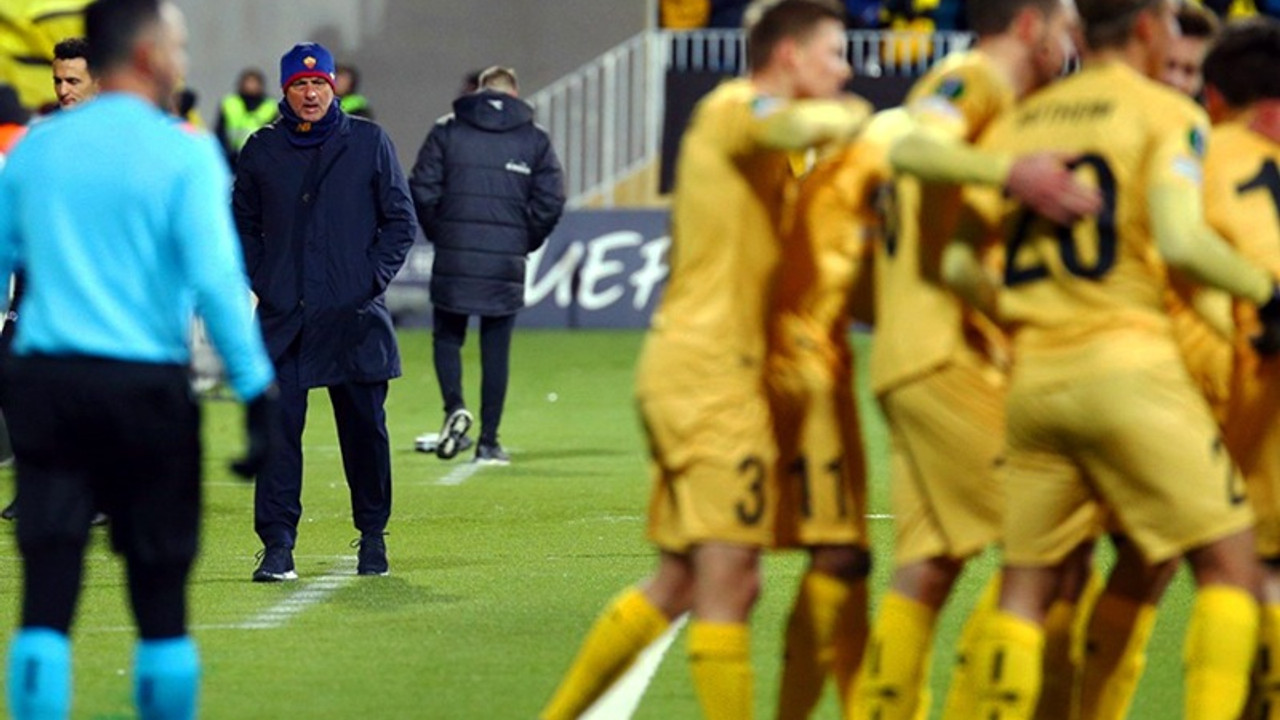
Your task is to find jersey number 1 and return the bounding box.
[1238,158,1280,222]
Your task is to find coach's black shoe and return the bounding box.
[1,499,15,521]
[252,545,297,582]
[354,533,389,576]
[435,407,474,461]
[474,442,510,466]
[90,512,109,527]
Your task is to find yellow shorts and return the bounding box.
[1003,360,1252,567]
[878,349,1005,565]
[1226,352,1280,559]
[768,351,868,549]
[642,387,778,553]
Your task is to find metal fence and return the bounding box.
[527,29,974,208]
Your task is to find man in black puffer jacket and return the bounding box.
[410,66,565,465]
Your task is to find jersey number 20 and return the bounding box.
[1005,154,1118,286]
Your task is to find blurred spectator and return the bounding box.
[216,68,276,169]
[52,37,97,110]
[660,0,710,28]
[0,0,90,110]
[459,69,483,96]
[710,0,751,27]
[847,0,885,28]
[1166,2,1220,99]
[882,0,966,30]
[0,84,28,161]
[335,63,373,119]
[171,86,202,127]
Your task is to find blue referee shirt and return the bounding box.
[0,93,273,400]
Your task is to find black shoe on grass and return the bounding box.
[354,533,389,576]
[435,407,474,460]
[252,545,297,582]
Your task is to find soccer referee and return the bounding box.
[0,1,276,719]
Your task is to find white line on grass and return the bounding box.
[437,462,483,486]
[81,561,355,634]
[582,613,688,720]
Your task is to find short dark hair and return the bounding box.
[744,0,846,72]
[52,37,90,63]
[84,0,161,73]
[1077,0,1163,50]
[1176,2,1220,40]
[1203,17,1280,108]
[967,0,1064,37]
[336,63,360,91]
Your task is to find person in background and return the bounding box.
[0,1,278,718]
[215,68,275,169]
[51,37,97,110]
[1166,1,1220,99]
[335,63,372,119]
[409,65,565,466]
[0,36,101,523]
[233,41,416,583]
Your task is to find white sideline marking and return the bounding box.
[438,463,483,486]
[867,513,894,520]
[581,613,688,720]
[81,562,355,634]
[235,569,354,630]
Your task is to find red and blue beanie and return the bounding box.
[280,43,336,89]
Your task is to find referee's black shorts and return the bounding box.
[6,355,201,565]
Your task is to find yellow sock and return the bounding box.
[970,611,1045,720]
[853,592,936,720]
[689,621,753,720]
[778,571,867,720]
[1258,604,1280,719]
[1076,592,1157,720]
[540,587,670,720]
[1033,598,1080,720]
[941,573,1000,720]
[1184,584,1259,720]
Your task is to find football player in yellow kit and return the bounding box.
[538,2,870,718]
[943,2,1280,718]
[852,2,1098,719]
[768,108,910,719]
[1201,18,1280,719]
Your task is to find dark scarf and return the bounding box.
[278,98,341,148]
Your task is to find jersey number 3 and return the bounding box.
[1005,154,1118,286]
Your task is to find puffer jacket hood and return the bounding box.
[453,89,533,133]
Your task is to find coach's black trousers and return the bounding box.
[432,309,515,446]
[255,341,392,549]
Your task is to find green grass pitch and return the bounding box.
[0,329,1195,718]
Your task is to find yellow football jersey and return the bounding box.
[1165,276,1233,421]
[636,79,803,398]
[772,110,910,363]
[966,62,1210,384]
[1214,122,1280,452]
[869,51,1016,395]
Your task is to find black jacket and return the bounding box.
[233,111,417,387]
[410,89,565,316]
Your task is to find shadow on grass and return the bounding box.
[329,574,464,611]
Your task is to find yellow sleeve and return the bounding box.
[943,185,1004,318]
[1148,122,1273,304]
[892,67,1012,186]
[750,96,872,152]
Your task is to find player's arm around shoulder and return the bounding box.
[942,182,1003,321]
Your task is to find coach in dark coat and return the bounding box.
[233,43,416,581]
[410,65,564,466]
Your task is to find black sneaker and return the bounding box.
[354,533,389,576]
[474,442,510,466]
[435,407,474,460]
[1,499,15,521]
[252,545,297,582]
[90,512,109,527]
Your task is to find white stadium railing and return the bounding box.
[527,29,974,208]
